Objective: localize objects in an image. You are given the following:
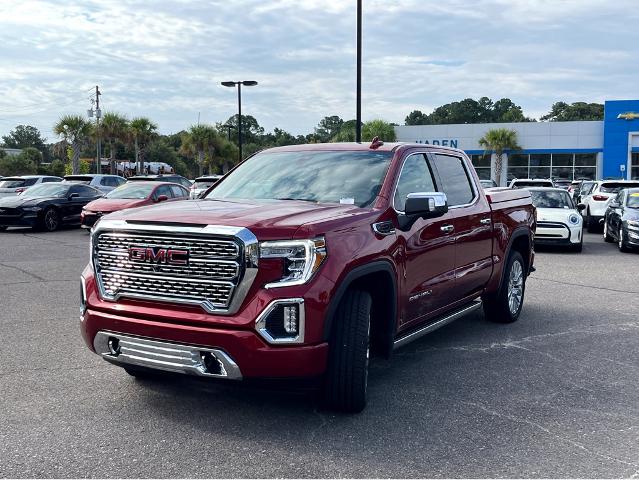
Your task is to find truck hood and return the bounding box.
[104,198,376,240]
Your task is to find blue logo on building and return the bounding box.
[415,139,458,148]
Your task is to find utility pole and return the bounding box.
[355,0,362,143]
[88,86,102,174]
[221,80,257,162]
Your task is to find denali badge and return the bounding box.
[128,246,189,266]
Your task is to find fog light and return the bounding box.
[283,305,298,334]
[108,337,121,356]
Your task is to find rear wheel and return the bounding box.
[482,251,526,323]
[586,209,597,233]
[0,226,7,231]
[323,289,372,413]
[619,226,630,252]
[603,220,614,242]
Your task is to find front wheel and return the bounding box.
[619,226,630,252]
[0,225,7,231]
[323,289,372,413]
[603,220,614,242]
[571,239,583,253]
[482,251,526,323]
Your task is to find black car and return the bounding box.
[603,187,639,252]
[127,174,192,189]
[0,183,103,232]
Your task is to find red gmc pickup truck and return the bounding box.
[80,141,535,412]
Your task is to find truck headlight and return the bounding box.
[260,237,327,288]
[568,214,581,225]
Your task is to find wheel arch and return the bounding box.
[497,227,532,293]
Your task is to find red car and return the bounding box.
[80,181,190,228]
[80,142,535,412]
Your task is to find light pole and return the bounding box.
[356,0,362,143]
[221,80,258,162]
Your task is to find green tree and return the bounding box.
[540,102,604,121]
[128,117,158,174]
[1,125,47,151]
[219,114,264,146]
[478,128,521,186]
[48,159,66,177]
[19,147,43,167]
[314,115,344,142]
[101,112,129,174]
[331,119,360,142]
[362,119,397,142]
[0,153,36,176]
[181,125,219,176]
[405,110,429,125]
[53,115,93,174]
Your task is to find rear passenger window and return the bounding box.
[170,185,187,198]
[431,154,475,206]
[394,154,437,211]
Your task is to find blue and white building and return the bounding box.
[395,99,639,185]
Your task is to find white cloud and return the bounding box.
[0,0,638,139]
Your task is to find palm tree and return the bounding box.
[101,113,128,175]
[181,124,220,176]
[129,117,158,174]
[362,119,397,142]
[478,128,521,186]
[53,115,93,174]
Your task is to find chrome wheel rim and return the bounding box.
[507,260,524,315]
[619,227,623,249]
[45,210,58,231]
[364,314,370,395]
[603,221,607,240]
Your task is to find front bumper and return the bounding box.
[0,211,38,227]
[625,223,639,246]
[81,212,102,228]
[81,270,331,379]
[534,222,581,245]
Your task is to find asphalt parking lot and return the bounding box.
[1,227,638,478]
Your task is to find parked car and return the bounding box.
[63,174,126,193]
[509,178,554,189]
[582,180,639,232]
[603,188,639,252]
[528,187,584,252]
[479,179,498,189]
[573,180,595,205]
[0,175,62,198]
[127,174,191,189]
[190,175,223,199]
[80,142,535,412]
[81,181,190,228]
[0,182,102,231]
[552,179,572,190]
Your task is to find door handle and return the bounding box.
[440,224,454,233]
[480,218,491,225]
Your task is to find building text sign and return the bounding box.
[415,139,459,148]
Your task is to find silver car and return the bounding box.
[0,175,63,198]
[190,175,223,199]
[63,174,126,193]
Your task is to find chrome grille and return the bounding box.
[94,230,243,311]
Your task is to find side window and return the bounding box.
[154,185,174,199]
[116,177,126,186]
[431,154,475,206]
[25,178,38,186]
[75,185,99,197]
[393,154,437,211]
[170,185,187,198]
[100,177,112,187]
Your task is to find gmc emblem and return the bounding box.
[128,246,189,266]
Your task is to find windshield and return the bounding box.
[206,150,393,207]
[21,183,69,198]
[627,192,639,209]
[64,176,92,184]
[600,182,639,193]
[530,190,574,209]
[106,183,155,199]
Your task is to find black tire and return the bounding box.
[603,219,614,242]
[124,365,164,379]
[482,251,526,323]
[323,289,372,413]
[39,207,60,232]
[618,226,630,253]
[571,239,583,253]
[0,225,7,231]
[586,210,597,233]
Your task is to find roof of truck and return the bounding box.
[262,142,465,155]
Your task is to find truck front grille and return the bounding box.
[94,231,244,312]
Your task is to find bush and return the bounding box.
[0,154,36,176]
[64,159,91,175]
[48,159,67,177]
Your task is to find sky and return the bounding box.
[0,0,638,141]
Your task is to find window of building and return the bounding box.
[506,152,598,181]
[632,153,639,180]
[470,154,491,180]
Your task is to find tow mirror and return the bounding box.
[399,192,448,230]
[155,194,169,202]
[576,203,586,211]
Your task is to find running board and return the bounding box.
[393,300,483,350]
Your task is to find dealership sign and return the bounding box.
[414,139,459,148]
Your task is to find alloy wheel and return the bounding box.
[507,260,524,315]
[44,209,59,231]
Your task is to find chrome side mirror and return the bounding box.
[399,192,448,230]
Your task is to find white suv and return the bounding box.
[0,175,62,198]
[63,174,126,193]
[582,180,639,232]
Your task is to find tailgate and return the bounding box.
[484,187,532,206]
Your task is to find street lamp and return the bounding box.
[221,80,258,161]
[356,0,362,143]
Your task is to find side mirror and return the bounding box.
[155,194,169,202]
[68,193,79,200]
[399,192,448,230]
[576,203,586,211]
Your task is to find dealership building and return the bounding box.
[394,99,639,185]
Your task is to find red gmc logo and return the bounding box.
[128,247,189,266]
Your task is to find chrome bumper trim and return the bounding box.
[93,331,242,379]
